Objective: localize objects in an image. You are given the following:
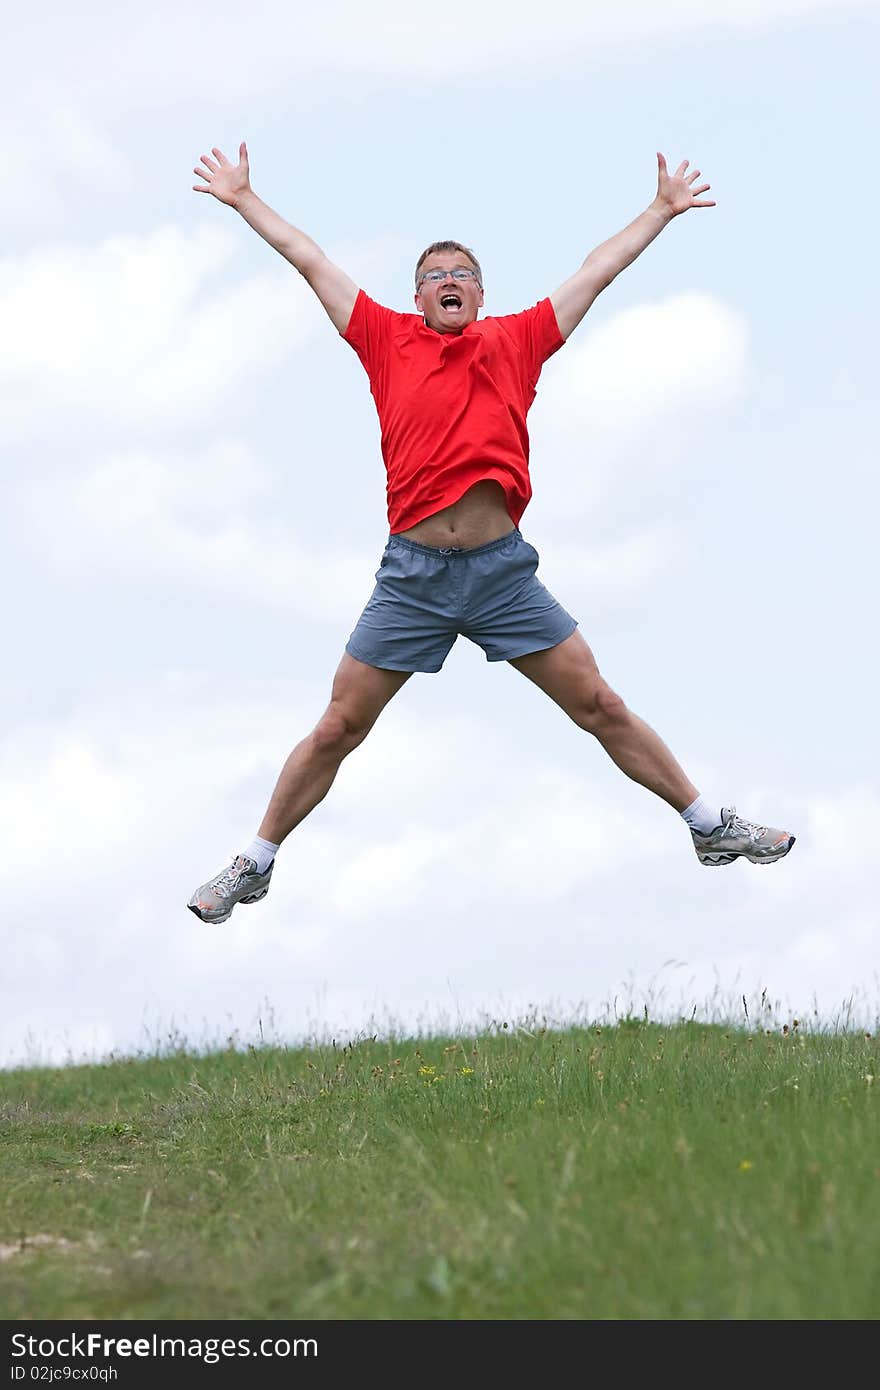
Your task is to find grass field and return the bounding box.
[1,1018,878,1320]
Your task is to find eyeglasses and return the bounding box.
[416,267,481,286]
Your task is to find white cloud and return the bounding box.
[17,442,378,622]
[529,524,687,601]
[0,661,875,1066]
[660,789,880,1022]
[0,226,322,437]
[2,83,131,226]
[542,292,749,436]
[7,2,874,227]
[10,2,876,97]
[530,292,749,519]
[326,827,463,916]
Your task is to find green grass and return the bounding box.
[1,1019,878,1319]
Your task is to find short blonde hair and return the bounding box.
[415,240,482,288]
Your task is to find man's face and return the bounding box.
[414,253,484,334]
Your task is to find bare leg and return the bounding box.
[509,631,698,811]
[258,653,412,844]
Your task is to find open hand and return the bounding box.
[192,142,251,206]
[656,153,716,216]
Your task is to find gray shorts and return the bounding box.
[345,528,578,674]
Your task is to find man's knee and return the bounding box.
[577,680,629,732]
[311,702,372,757]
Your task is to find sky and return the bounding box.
[2,0,878,1067]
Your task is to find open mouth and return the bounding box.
[440,293,462,310]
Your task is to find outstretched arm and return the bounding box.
[193,143,359,334]
[549,153,715,341]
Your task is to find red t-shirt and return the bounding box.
[342,290,565,533]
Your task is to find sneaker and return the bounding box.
[187,854,274,924]
[692,807,795,867]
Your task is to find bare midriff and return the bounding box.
[394,480,516,549]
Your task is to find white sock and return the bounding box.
[242,835,280,874]
[681,795,722,836]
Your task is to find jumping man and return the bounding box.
[188,142,795,925]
